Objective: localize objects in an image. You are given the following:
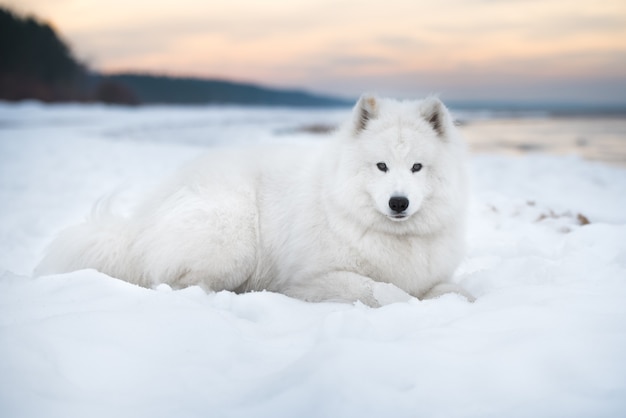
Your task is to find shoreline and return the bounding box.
[459,116,626,167]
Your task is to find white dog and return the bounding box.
[36,94,473,306]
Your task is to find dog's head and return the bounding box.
[333,94,467,234]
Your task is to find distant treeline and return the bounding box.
[101,73,350,106]
[0,7,89,102]
[0,6,349,106]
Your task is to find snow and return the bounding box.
[1,101,626,417]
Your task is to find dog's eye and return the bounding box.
[411,163,423,173]
[376,162,388,172]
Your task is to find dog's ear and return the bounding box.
[420,96,450,137]
[353,93,379,135]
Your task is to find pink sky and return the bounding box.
[4,0,626,103]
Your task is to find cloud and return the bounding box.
[376,36,428,48]
[326,55,394,68]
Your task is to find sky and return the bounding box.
[3,0,626,104]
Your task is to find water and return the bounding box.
[458,116,626,166]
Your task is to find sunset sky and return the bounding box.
[4,0,626,103]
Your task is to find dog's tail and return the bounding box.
[34,196,135,281]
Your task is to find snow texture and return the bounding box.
[1,102,625,417]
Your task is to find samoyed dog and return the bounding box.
[36,94,473,306]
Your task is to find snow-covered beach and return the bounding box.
[1,102,625,417]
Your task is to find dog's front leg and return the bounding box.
[285,271,414,307]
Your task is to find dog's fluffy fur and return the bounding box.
[36,95,473,306]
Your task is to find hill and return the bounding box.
[0,7,87,101]
[97,73,351,107]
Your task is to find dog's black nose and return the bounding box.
[389,196,409,213]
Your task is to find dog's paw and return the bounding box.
[422,282,475,302]
[372,282,414,306]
